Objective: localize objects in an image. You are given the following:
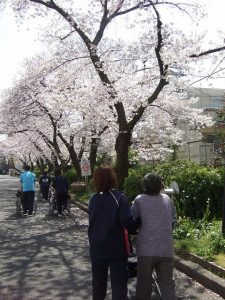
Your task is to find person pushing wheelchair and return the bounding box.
[131,173,177,300]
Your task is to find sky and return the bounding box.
[0,0,225,92]
[0,13,44,91]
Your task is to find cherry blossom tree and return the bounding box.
[1,0,225,186]
[0,51,111,177]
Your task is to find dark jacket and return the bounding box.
[39,175,51,188]
[52,175,69,194]
[88,190,140,259]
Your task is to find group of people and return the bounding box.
[20,164,176,299]
[88,166,177,300]
[19,166,69,216]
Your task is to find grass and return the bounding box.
[173,219,225,267]
[214,254,225,269]
[174,238,214,261]
[77,192,90,203]
[69,191,91,204]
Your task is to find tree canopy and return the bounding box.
[0,0,224,185]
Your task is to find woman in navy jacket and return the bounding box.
[88,166,139,300]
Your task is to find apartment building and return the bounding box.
[177,87,225,164]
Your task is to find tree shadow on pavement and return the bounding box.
[0,177,223,300]
[0,209,92,300]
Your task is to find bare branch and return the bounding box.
[150,1,168,77]
[149,104,176,118]
[48,30,76,41]
[31,0,92,47]
[128,78,168,131]
[190,46,225,58]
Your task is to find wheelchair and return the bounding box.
[15,189,23,215]
[127,236,162,299]
[48,188,71,216]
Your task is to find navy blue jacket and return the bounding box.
[52,176,69,194]
[39,175,51,188]
[88,190,139,259]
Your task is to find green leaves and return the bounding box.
[124,160,224,219]
[174,220,225,261]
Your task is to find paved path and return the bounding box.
[0,175,223,300]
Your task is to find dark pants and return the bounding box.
[41,186,49,201]
[56,192,68,214]
[136,256,176,300]
[22,191,35,215]
[91,257,128,300]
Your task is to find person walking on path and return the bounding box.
[20,165,36,216]
[88,166,140,300]
[39,170,51,201]
[52,169,69,217]
[131,173,177,300]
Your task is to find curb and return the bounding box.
[174,255,225,298]
[73,200,88,213]
[175,251,225,278]
[72,199,225,298]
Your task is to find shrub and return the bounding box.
[169,163,223,219]
[64,168,77,185]
[124,160,224,219]
[174,219,225,261]
[173,216,212,240]
[123,165,154,203]
[33,168,42,179]
[209,226,225,254]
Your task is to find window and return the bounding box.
[210,96,225,108]
[206,134,216,143]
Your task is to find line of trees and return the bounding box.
[0,0,224,186]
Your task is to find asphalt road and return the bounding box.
[0,175,223,300]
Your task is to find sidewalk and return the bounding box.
[0,173,224,300]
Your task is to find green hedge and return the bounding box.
[124,161,224,219]
[123,165,155,202]
[64,167,77,185]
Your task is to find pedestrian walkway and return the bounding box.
[1,212,91,299]
[0,175,224,300]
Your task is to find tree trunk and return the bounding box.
[36,157,46,173]
[89,138,99,176]
[114,131,131,189]
[57,133,82,180]
[46,159,54,173]
[8,156,15,169]
[51,152,59,170]
[68,147,82,180]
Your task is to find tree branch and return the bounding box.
[128,1,168,131]
[190,46,225,58]
[31,0,92,47]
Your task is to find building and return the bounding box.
[177,87,225,165]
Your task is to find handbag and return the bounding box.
[123,226,131,256]
[109,191,131,256]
